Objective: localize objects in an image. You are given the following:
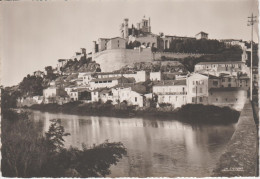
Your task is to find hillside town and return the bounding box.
[17,16,258,111]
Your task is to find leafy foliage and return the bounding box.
[45,119,70,152]
[2,110,127,177]
[1,88,21,109]
[19,75,44,96]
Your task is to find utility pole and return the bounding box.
[247,13,257,101]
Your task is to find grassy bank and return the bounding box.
[28,102,240,124]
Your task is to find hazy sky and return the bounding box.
[1,0,259,87]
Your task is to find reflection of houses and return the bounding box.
[186,73,209,104]
[208,88,247,111]
[153,80,187,108]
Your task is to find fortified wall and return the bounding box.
[92,48,205,72]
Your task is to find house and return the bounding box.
[195,31,208,40]
[17,96,43,107]
[65,85,77,95]
[89,76,131,89]
[111,84,146,107]
[150,71,162,81]
[208,88,247,111]
[237,75,250,90]
[32,96,44,104]
[219,75,238,88]
[43,87,58,99]
[43,87,60,103]
[194,61,249,75]
[97,71,147,83]
[83,72,95,85]
[186,73,209,104]
[69,88,91,101]
[99,88,113,103]
[153,80,187,108]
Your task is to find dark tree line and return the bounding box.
[165,39,239,54]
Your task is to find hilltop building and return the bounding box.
[195,31,208,40]
[92,16,206,72]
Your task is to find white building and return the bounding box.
[186,73,209,104]
[150,71,162,81]
[83,73,95,85]
[43,87,58,99]
[97,71,147,83]
[194,61,249,75]
[111,84,145,107]
[208,88,247,111]
[89,76,130,89]
[153,80,187,108]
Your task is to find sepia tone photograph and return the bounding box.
[0,0,259,177]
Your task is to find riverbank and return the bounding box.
[27,102,240,124]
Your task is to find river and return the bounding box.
[30,110,236,177]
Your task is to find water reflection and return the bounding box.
[31,111,235,177]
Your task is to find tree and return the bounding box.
[45,119,70,152]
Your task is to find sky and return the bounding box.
[1,0,259,87]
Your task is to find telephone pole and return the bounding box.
[247,13,257,101]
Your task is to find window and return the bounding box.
[216,98,218,101]
[176,96,178,101]
[228,84,231,87]
[228,78,231,82]
[135,97,137,102]
[192,97,195,103]
[236,98,238,101]
[222,78,225,82]
[199,88,202,93]
[199,97,203,102]
[193,81,195,85]
[225,98,228,101]
[192,88,196,93]
[95,81,98,84]
[213,81,218,86]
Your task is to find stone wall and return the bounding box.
[212,100,258,177]
[153,52,204,60]
[93,48,205,72]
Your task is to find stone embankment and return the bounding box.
[212,99,258,177]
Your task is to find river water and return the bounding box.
[31,111,236,177]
